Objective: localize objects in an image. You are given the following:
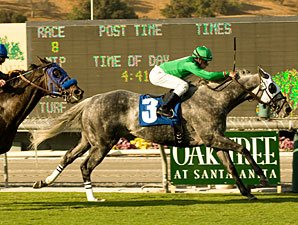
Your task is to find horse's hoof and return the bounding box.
[33,180,46,189]
[248,194,258,201]
[260,177,270,187]
[88,198,106,202]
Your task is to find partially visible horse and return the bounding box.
[31,66,291,201]
[0,57,84,154]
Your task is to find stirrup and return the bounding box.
[157,108,175,118]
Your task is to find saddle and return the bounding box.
[139,91,187,147]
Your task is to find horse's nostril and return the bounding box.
[286,107,292,113]
[74,89,82,95]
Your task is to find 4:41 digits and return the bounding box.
[121,70,149,82]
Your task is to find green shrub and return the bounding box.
[68,0,138,20]
[161,0,242,18]
[0,10,27,23]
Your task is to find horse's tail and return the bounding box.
[30,98,90,150]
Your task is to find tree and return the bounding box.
[161,0,195,18]
[0,10,27,23]
[193,0,216,17]
[68,0,138,20]
[208,0,239,15]
[0,36,24,60]
[161,0,241,18]
[272,0,285,5]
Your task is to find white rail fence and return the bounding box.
[2,117,298,191]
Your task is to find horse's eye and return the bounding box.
[263,73,270,79]
[53,69,61,78]
[268,83,277,94]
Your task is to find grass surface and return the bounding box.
[0,192,298,225]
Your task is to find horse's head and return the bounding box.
[256,66,291,118]
[37,58,84,103]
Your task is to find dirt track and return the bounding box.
[0,152,293,188]
[0,156,168,187]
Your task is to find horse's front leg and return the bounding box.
[33,139,90,189]
[211,134,269,186]
[215,149,257,200]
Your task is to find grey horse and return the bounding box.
[31,67,291,201]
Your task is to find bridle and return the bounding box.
[232,76,267,105]
[231,74,287,111]
[211,37,288,115]
[7,63,75,98]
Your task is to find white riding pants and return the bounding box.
[149,66,189,96]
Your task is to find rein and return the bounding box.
[19,71,51,94]
[6,63,52,82]
[211,76,232,91]
[231,76,269,106]
[6,63,62,96]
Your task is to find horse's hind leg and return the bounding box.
[80,145,110,202]
[216,150,257,200]
[212,134,269,187]
[33,138,90,189]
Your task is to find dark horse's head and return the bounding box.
[20,57,84,103]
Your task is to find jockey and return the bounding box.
[0,44,9,87]
[149,46,236,117]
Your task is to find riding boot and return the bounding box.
[157,92,180,118]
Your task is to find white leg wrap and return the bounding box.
[84,182,98,201]
[45,164,63,185]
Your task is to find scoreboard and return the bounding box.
[27,17,298,117]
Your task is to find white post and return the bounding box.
[90,0,94,20]
[3,153,8,187]
[30,0,34,18]
[159,145,169,192]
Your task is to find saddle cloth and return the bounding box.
[139,94,181,127]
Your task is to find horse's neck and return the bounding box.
[192,74,259,114]
[19,89,43,124]
[1,78,44,128]
[220,74,260,112]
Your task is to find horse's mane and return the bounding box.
[0,64,42,94]
[29,64,39,70]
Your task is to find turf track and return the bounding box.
[0,192,298,224]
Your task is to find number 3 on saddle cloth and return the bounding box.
[139,94,184,146]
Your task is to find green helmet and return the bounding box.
[192,46,212,61]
